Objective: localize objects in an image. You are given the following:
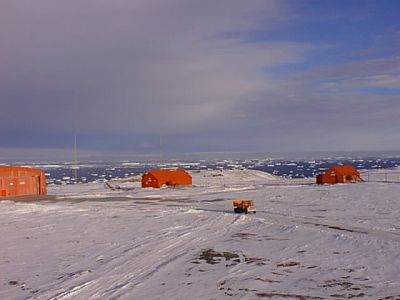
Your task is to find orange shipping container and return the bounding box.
[142,169,192,188]
[0,166,47,197]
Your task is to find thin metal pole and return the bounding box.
[73,134,78,181]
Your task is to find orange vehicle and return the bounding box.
[233,200,256,214]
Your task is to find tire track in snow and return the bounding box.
[99,214,234,299]
[256,210,400,242]
[33,208,237,300]
[47,280,95,300]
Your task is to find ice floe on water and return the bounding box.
[5,156,400,184]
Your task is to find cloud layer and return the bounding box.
[1,0,400,155]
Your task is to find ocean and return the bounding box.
[14,155,400,184]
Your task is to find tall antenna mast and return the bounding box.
[159,129,165,159]
[73,134,78,181]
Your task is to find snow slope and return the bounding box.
[1,170,400,299]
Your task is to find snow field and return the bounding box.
[1,170,400,299]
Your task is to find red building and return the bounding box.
[316,165,362,185]
[142,169,192,188]
[0,167,47,197]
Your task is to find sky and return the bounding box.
[1,0,400,159]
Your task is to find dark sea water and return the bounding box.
[15,156,400,184]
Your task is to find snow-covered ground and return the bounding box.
[1,170,400,299]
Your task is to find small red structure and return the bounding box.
[142,169,192,188]
[0,166,47,197]
[316,165,362,185]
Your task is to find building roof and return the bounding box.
[0,166,44,175]
[147,169,191,181]
[326,165,360,176]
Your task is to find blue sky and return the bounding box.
[0,0,400,160]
